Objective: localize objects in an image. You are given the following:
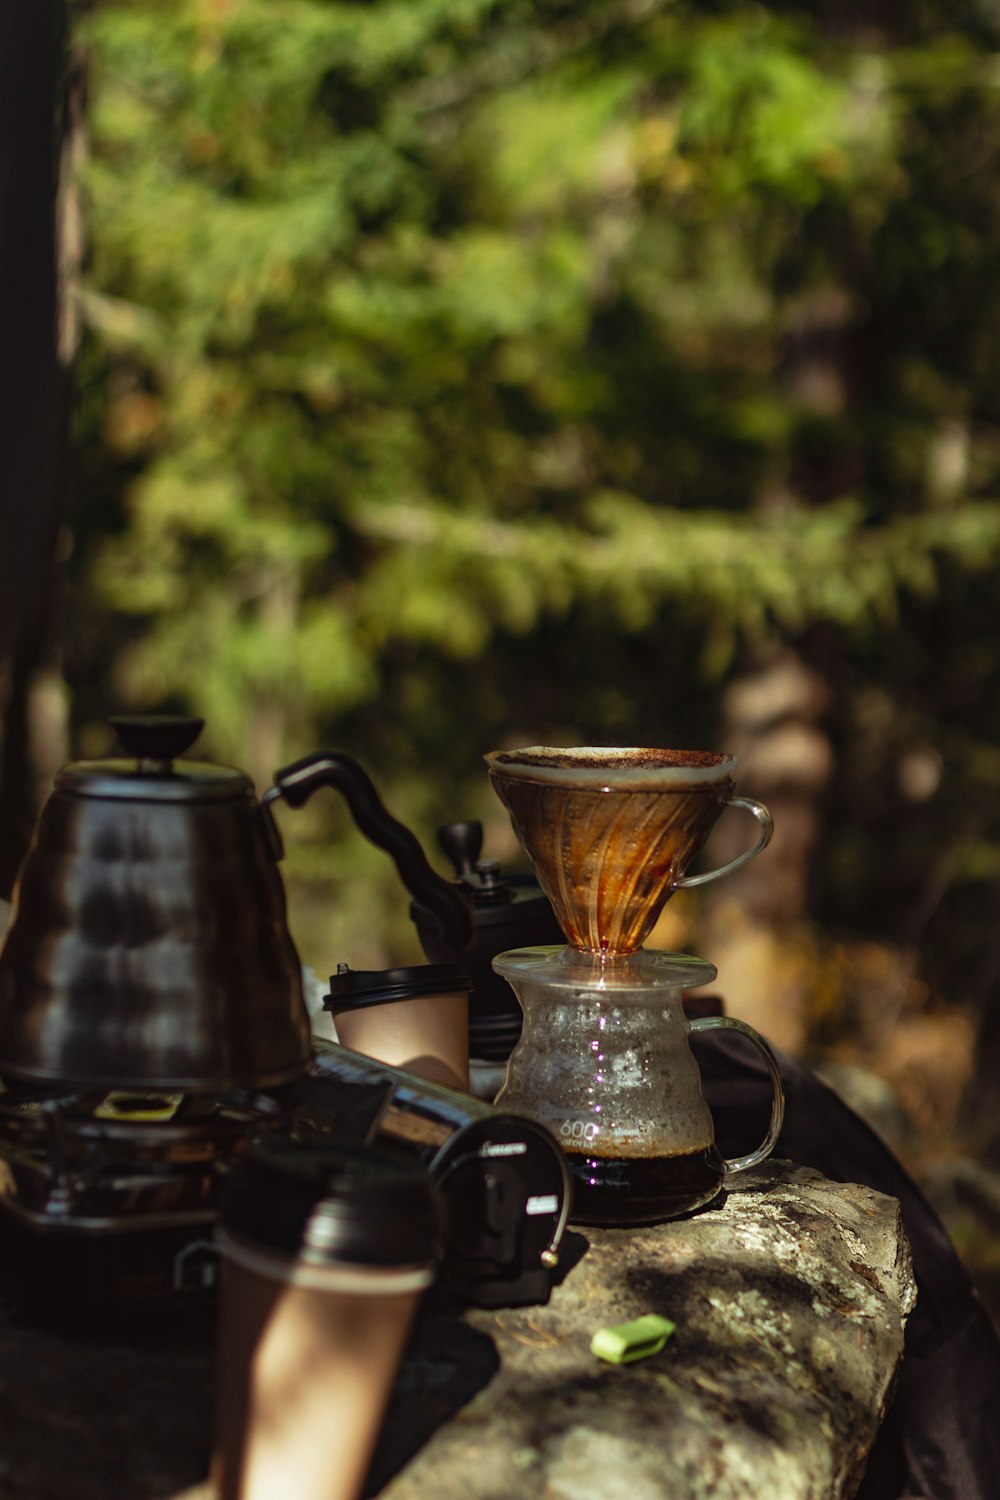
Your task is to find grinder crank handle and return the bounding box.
[264,751,474,952]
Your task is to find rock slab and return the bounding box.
[0,1161,914,1500]
[377,1160,916,1500]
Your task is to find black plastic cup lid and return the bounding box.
[218,1135,442,1268]
[324,962,471,1015]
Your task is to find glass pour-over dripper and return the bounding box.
[484,746,784,1225]
[485,745,772,955]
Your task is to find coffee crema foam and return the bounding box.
[485,746,737,790]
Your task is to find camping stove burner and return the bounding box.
[0,1083,283,1322]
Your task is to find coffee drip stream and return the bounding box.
[485,746,785,1226]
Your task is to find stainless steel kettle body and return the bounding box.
[0,717,312,1092]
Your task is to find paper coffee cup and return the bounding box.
[324,963,471,1092]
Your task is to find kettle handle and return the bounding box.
[266,752,474,952]
[688,1015,785,1176]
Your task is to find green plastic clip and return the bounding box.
[590,1313,676,1365]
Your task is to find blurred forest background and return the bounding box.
[5,0,1000,1292]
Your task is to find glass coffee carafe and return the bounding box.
[486,746,785,1226]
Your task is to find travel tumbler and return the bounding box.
[212,1136,441,1500]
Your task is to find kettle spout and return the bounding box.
[269,752,475,953]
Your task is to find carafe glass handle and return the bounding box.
[675,797,774,888]
[688,1015,784,1176]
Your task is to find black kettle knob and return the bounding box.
[109,715,205,764]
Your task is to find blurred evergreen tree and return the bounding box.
[66,0,1000,1037]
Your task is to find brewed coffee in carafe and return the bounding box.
[486,746,784,1226]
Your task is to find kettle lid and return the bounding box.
[54,715,255,803]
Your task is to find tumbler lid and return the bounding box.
[324,962,470,1015]
[218,1136,442,1268]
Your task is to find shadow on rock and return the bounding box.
[364,1312,501,1496]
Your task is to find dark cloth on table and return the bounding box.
[693,1027,1000,1500]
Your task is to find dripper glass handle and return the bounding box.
[688,1015,784,1176]
[674,796,774,889]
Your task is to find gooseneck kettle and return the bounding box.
[0,717,474,1093]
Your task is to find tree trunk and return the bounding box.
[698,645,833,1053]
[695,288,852,1052]
[0,2,75,893]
